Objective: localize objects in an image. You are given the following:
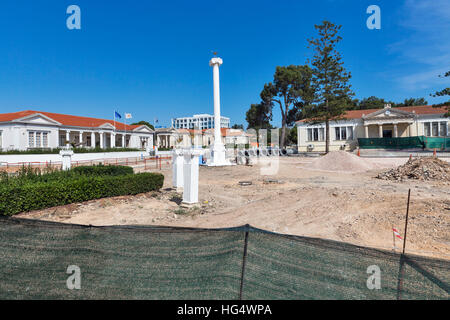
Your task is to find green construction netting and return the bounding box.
[0,218,448,300]
[358,136,450,150]
[358,136,425,149]
[423,137,450,149]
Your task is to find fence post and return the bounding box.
[239,224,250,300]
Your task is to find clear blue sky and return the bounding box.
[0,0,449,127]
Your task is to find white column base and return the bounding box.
[182,149,202,204]
[172,149,184,189]
[206,143,233,166]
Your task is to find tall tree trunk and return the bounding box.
[325,119,330,154]
[281,117,286,149]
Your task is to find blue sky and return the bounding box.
[0,0,449,127]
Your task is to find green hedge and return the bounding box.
[72,164,133,176]
[1,164,134,184]
[0,147,142,155]
[0,172,164,216]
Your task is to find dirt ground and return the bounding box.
[17,156,450,260]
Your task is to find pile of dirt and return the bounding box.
[376,157,450,181]
[307,151,377,172]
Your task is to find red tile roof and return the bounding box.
[296,105,448,123]
[0,110,146,131]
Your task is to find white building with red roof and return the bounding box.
[296,104,449,152]
[0,110,154,151]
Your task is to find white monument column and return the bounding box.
[207,56,231,166]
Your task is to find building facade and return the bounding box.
[0,110,154,151]
[296,105,449,152]
[154,127,250,149]
[171,114,230,130]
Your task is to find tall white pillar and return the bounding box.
[66,130,71,147]
[111,133,116,148]
[91,132,96,148]
[378,124,383,138]
[122,135,125,148]
[207,56,231,166]
[99,131,104,149]
[79,131,83,145]
[364,125,369,138]
[393,123,398,138]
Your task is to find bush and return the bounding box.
[0,147,142,155]
[0,172,164,216]
[72,164,133,176]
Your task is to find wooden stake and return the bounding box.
[402,189,411,255]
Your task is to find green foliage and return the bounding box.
[131,121,155,130]
[72,164,133,176]
[231,124,244,129]
[306,20,354,153]
[0,147,141,155]
[431,71,450,117]
[245,103,273,130]
[260,65,315,147]
[0,164,164,215]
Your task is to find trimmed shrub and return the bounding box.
[0,172,164,216]
[72,164,133,176]
[0,147,141,155]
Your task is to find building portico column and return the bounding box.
[378,124,383,138]
[79,131,83,145]
[111,133,116,148]
[99,131,104,149]
[91,132,96,148]
[393,123,398,138]
[364,125,369,138]
[66,130,71,147]
[122,134,125,148]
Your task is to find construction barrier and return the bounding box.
[358,136,450,150]
[0,218,448,299]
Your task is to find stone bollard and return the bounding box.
[182,149,202,205]
[59,149,74,171]
[172,149,184,190]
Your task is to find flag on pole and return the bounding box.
[115,111,122,119]
[392,228,403,240]
[125,113,132,119]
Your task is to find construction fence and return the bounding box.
[0,156,172,172]
[0,218,448,300]
[358,136,450,150]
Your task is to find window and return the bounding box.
[347,127,354,140]
[424,123,431,136]
[28,131,49,148]
[29,132,35,147]
[432,122,439,136]
[341,127,347,140]
[35,132,41,147]
[42,132,48,147]
[307,128,324,141]
[440,122,448,136]
[335,126,353,140]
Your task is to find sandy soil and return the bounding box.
[17,156,450,260]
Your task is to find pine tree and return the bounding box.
[307,21,354,153]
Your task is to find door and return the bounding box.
[383,130,393,138]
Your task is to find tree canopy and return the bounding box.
[131,121,155,130]
[306,20,354,153]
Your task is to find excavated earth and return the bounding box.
[17,154,450,260]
